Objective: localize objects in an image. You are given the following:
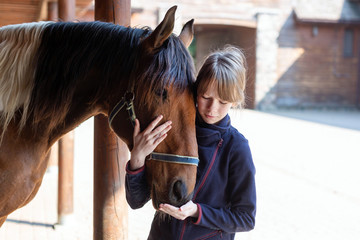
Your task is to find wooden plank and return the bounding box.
[57,0,75,226]
[93,0,130,238]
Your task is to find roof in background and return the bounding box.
[294,0,360,23]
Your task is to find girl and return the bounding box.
[126,45,256,240]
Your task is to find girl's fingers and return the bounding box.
[159,203,178,212]
[151,120,172,137]
[144,115,163,134]
[133,119,140,137]
[133,116,171,155]
[154,133,167,145]
[159,201,198,220]
[159,204,187,220]
[154,123,172,143]
[151,123,172,139]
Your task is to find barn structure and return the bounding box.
[0,0,359,239]
[128,0,360,109]
[1,0,359,109]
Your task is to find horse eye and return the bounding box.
[155,89,168,101]
[162,90,168,101]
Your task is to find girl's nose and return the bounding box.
[207,99,217,110]
[206,101,213,110]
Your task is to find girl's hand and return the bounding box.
[159,201,199,220]
[129,115,172,170]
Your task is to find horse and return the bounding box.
[0,6,198,227]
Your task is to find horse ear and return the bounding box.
[142,6,177,52]
[179,19,194,48]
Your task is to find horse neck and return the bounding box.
[49,96,108,147]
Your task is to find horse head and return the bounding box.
[109,6,198,209]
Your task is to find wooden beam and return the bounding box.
[47,1,58,21]
[58,0,75,21]
[57,133,74,224]
[36,0,47,21]
[57,0,75,225]
[93,1,131,239]
[95,0,130,26]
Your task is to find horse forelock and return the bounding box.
[0,22,51,140]
[136,34,196,107]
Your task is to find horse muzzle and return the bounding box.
[148,153,198,209]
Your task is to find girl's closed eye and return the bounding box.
[202,95,210,100]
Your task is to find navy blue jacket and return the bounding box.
[125,114,256,240]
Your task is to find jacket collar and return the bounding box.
[196,112,230,145]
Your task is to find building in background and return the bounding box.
[1,0,359,109]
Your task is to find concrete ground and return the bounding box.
[1,109,360,240]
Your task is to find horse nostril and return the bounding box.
[171,180,187,203]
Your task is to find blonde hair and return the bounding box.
[196,45,247,108]
[0,22,51,141]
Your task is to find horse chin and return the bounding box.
[151,184,173,210]
[151,184,194,209]
[173,191,193,207]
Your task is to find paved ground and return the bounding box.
[1,109,360,240]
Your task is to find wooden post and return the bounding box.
[94,0,131,239]
[58,0,75,21]
[57,133,74,224]
[47,1,58,21]
[57,0,75,225]
[95,0,131,25]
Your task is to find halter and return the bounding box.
[108,91,199,166]
[149,152,199,166]
[108,91,137,127]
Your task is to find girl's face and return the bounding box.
[197,83,235,125]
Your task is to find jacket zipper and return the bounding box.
[179,139,223,240]
[193,139,223,200]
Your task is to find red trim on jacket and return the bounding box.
[193,203,202,225]
[193,139,223,200]
[125,161,145,175]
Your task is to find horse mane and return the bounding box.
[30,21,147,131]
[0,22,52,139]
[0,21,195,139]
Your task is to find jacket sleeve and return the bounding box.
[125,161,151,209]
[193,140,256,232]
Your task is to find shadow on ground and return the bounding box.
[6,219,55,229]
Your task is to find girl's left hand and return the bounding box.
[159,201,199,220]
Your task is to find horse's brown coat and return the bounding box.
[0,6,197,226]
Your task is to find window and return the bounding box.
[312,26,318,37]
[343,29,354,57]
